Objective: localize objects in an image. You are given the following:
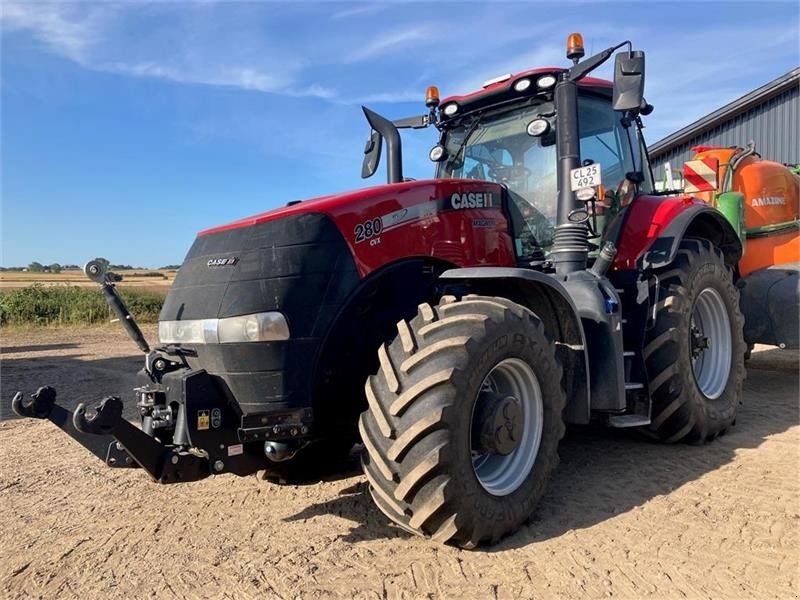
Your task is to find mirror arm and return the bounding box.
[393,115,429,130]
[568,41,630,82]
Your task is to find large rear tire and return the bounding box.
[642,239,746,443]
[359,295,565,548]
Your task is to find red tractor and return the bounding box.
[13,34,747,547]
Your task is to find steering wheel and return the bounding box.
[488,164,532,185]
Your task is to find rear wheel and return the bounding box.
[359,295,565,548]
[642,239,745,443]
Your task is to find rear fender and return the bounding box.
[640,206,742,270]
[438,267,590,424]
[613,195,743,272]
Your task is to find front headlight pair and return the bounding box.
[158,311,290,344]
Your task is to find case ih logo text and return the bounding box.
[207,256,238,267]
[451,192,494,209]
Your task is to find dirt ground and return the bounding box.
[1,325,798,599]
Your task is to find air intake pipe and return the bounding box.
[551,76,589,276]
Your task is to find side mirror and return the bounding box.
[612,50,645,112]
[361,130,382,179]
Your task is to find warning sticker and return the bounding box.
[683,158,719,193]
[197,410,210,431]
[227,444,244,457]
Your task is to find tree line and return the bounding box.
[0,257,181,272]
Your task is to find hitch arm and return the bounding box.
[12,387,207,483]
[12,387,133,467]
[73,396,170,477]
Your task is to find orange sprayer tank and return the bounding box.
[691,146,800,276]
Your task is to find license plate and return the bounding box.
[570,164,602,191]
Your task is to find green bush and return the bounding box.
[0,284,164,326]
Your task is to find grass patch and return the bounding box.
[0,284,165,326]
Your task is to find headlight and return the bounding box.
[158,319,206,344]
[217,312,290,343]
[158,311,290,344]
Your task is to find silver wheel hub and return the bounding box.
[690,287,732,399]
[471,358,543,497]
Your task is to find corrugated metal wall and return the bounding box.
[650,83,799,184]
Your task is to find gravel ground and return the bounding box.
[1,325,798,599]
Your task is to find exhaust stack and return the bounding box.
[362,107,403,184]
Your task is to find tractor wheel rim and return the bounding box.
[690,287,732,400]
[471,358,543,496]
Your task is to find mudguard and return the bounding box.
[438,267,591,424]
[613,195,742,272]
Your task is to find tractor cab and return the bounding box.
[361,34,656,274]
[430,77,654,263]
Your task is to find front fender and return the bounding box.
[438,267,590,424]
[613,195,743,272]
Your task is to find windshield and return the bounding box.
[436,94,647,260]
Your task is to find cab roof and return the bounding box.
[439,67,612,118]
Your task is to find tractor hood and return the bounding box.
[199,179,455,236]
[163,177,508,322]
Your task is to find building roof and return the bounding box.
[649,68,800,159]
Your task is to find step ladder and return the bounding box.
[608,286,651,428]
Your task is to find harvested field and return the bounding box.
[0,270,175,292]
[1,325,798,599]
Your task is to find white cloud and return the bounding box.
[1,2,103,62]
[330,4,387,20]
[0,3,336,99]
[2,0,797,120]
[343,25,435,62]
[342,90,422,104]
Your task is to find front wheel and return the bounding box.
[642,239,746,443]
[359,295,565,548]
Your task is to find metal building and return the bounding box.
[649,68,799,186]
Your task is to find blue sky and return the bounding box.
[2,1,798,267]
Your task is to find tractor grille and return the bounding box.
[160,213,359,414]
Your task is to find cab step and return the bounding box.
[608,414,651,428]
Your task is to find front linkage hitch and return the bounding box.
[11,261,266,483]
[12,386,206,482]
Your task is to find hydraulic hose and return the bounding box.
[722,142,757,193]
